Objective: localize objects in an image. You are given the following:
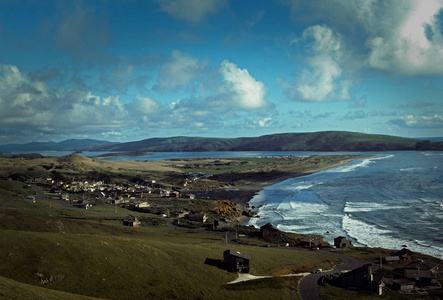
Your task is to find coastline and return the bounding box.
[229,155,378,205]
[226,155,379,224]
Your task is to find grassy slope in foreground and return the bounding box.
[0,202,339,300]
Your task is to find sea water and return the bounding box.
[247,152,443,259]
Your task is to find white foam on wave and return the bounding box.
[293,183,315,190]
[327,154,393,173]
[344,202,408,213]
[342,214,443,260]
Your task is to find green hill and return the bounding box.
[0,200,338,300]
[95,131,440,152]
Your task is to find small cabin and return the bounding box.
[260,223,282,240]
[223,249,252,273]
[334,236,352,249]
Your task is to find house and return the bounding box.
[404,269,434,287]
[339,264,386,295]
[334,236,352,249]
[384,256,400,265]
[404,260,439,273]
[189,213,208,223]
[123,216,140,227]
[391,248,413,262]
[223,249,252,273]
[299,234,325,248]
[391,278,415,291]
[260,223,283,240]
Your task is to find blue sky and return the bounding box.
[0,0,442,144]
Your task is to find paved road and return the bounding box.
[298,250,363,300]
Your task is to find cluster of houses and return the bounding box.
[36,175,203,209]
[326,248,441,295]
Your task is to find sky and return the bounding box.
[0,0,443,144]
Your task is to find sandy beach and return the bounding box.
[208,156,377,205]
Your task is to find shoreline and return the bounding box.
[225,155,379,224]
[228,155,378,205]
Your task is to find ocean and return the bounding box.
[247,152,443,260]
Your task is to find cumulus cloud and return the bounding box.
[220,60,268,109]
[390,114,443,128]
[366,0,443,75]
[154,51,206,91]
[283,25,353,102]
[285,0,443,75]
[246,116,273,129]
[126,94,162,116]
[155,0,225,24]
[0,64,128,138]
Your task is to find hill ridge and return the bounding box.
[94,131,443,152]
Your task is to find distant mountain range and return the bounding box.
[2,131,441,153]
[0,139,116,152]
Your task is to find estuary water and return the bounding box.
[247,152,443,259]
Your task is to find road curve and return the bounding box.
[299,250,363,300]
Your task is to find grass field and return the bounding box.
[0,195,338,300]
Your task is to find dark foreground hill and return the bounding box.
[94,131,443,152]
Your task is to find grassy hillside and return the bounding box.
[0,198,339,300]
[94,131,437,152]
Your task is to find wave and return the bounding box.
[327,154,393,173]
[342,214,443,259]
[344,202,408,213]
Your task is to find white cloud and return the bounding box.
[285,0,443,76]
[127,94,162,116]
[390,114,443,128]
[155,51,205,91]
[220,60,268,109]
[366,0,443,75]
[155,0,224,24]
[285,25,352,102]
[0,64,128,136]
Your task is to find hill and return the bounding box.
[94,131,442,152]
[2,131,442,153]
[0,139,117,152]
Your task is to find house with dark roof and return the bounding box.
[384,256,400,265]
[260,223,282,240]
[223,249,252,273]
[339,264,386,295]
[390,248,413,262]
